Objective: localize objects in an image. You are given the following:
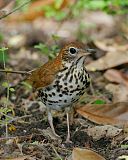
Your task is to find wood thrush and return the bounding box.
[27,42,93,142]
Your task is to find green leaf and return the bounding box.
[0,49,9,62]
[9,88,15,92]
[55,11,67,20]
[2,82,9,88]
[55,0,63,9]
[86,0,106,10]
[0,47,8,52]
[52,34,60,41]
[21,81,32,90]
[92,99,106,104]
[0,33,4,42]
[34,43,49,55]
[121,144,128,149]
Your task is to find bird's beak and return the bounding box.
[78,48,96,57]
[85,48,96,54]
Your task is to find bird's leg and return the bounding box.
[66,112,71,142]
[69,105,75,125]
[65,106,73,143]
[47,108,60,138]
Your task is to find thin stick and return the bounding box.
[51,144,63,160]
[0,69,31,75]
[0,0,31,20]
[0,114,32,127]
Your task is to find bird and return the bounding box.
[27,42,94,142]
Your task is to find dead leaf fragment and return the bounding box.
[4,155,34,160]
[104,69,128,87]
[0,0,14,9]
[86,45,128,71]
[8,0,69,21]
[106,84,128,102]
[72,148,106,160]
[76,102,128,127]
[87,125,122,140]
[118,155,128,160]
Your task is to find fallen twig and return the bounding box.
[0,114,32,127]
[0,69,31,75]
[0,0,31,20]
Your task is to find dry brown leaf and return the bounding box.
[76,102,128,127]
[86,43,128,71]
[8,0,69,21]
[94,40,127,52]
[106,84,128,102]
[0,0,14,9]
[87,125,122,140]
[104,69,128,87]
[72,148,106,160]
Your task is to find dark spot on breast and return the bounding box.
[52,92,55,96]
[60,67,68,72]
[57,74,63,79]
[59,94,63,97]
[82,80,86,84]
[43,102,46,105]
[43,98,47,102]
[48,94,52,97]
[64,100,67,103]
[46,87,51,91]
[56,88,60,92]
[62,91,68,95]
[40,91,44,96]
[63,71,70,81]
[70,90,74,93]
[48,100,58,103]
[48,103,52,106]
[69,75,73,83]
[64,87,68,90]
[69,85,73,88]
[64,82,67,86]
[55,80,60,85]
[44,93,47,98]
[76,92,80,96]
[85,81,90,87]
[59,85,63,88]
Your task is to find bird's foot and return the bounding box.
[50,128,61,139]
[53,132,61,139]
[65,135,72,143]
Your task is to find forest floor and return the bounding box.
[0,8,128,160]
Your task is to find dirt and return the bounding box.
[0,99,127,160]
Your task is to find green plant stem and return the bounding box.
[2,48,9,138]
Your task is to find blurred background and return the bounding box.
[0,1,128,159]
[0,0,128,101]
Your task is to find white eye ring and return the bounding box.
[69,47,77,54]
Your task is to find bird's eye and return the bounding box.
[69,47,77,54]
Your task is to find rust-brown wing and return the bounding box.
[26,55,62,90]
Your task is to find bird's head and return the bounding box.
[60,42,95,64]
